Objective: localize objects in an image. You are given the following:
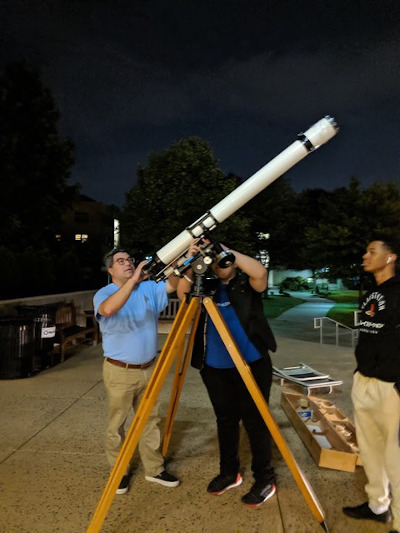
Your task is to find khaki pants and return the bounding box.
[352,371,400,529]
[103,359,164,477]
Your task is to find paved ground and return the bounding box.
[1,296,391,533]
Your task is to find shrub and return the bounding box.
[279,276,309,292]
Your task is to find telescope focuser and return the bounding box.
[212,241,235,268]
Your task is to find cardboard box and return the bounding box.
[280,391,361,472]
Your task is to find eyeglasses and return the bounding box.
[113,257,135,266]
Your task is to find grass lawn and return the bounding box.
[324,290,362,328]
[263,295,306,319]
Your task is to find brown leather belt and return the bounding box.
[105,357,155,370]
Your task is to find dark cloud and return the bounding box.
[1,0,400,205]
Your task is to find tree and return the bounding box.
[298,178,400,289]
[0,61,78,297]
[241,177,299,269]
[0,61,77,252]
[297,179,363,282]
[121,137,252,258]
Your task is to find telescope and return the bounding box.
[145,116,339,281]
[88,116,339,532]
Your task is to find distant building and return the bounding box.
[56,195,120,249]
[269,268,345,291]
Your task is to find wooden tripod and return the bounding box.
[86,293,329,533]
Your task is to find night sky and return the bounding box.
[1,0,400,207]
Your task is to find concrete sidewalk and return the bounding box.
[269,294,335,343]
[0,336,392,533]
[268,292,356,347]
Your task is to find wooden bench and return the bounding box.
[55,302,99,362]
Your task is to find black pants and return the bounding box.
[201,357,274,484]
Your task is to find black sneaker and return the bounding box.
[342,502,391,523]
[116,475,130,495]
[145,470,180,487]
[241,482,276,507]
[207,473,242,495]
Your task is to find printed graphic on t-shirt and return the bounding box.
[365,303,375,317]
[362,292,386,313]
[359,291,386,334]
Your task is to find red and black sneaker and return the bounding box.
[207,473,243,495]
[241,482,276,507]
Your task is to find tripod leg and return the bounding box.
[86,297,200,533]
[203,297,328,531]
[162,303,202,456]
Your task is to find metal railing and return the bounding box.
[160,298,180,319]
[354,310,361,326]
[314,316,359,348]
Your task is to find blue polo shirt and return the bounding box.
[93,280,168,364]
[205,282,262,368]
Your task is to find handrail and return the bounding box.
[160,298,180,319]
[314,316,359,347]
[354,310,361,326]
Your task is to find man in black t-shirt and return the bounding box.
[343,239,400,533]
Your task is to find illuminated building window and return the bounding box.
[114,218,120,248]
[75,234,89,243]
[55,234,62,241]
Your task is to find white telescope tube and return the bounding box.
[150,116,338,272]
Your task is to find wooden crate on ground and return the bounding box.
[280,391,361,472]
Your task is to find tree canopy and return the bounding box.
[241,177,299,269]
[0,61,78,297]
[0,61,77,250]
[121,136,252,257]
[297,178,400,286]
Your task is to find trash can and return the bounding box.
[0,317,35,379]
[15,304,59,370]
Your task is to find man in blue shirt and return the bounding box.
[177,242,276,507]
[94,248,179,495]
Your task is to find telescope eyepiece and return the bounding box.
[215,249,235,268]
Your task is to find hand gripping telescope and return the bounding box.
[145,116,338,281]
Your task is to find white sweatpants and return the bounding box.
[352,371,400,529]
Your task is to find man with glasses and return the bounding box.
[94,248,179,495]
